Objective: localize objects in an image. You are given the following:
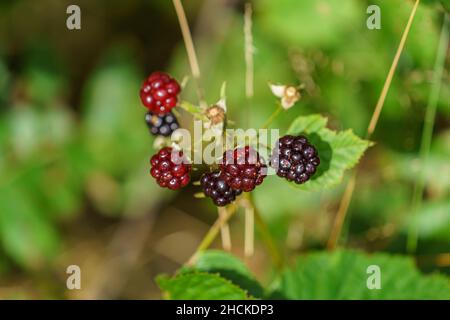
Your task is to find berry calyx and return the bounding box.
[270,135,320,184]
[140,71,181,114]
[219,146,267,192]
[201,171,242,206]
[145,111,179,137]
[150,147,191,190]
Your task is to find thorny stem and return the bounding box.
[407,14,449,254]
[327,0,421,250]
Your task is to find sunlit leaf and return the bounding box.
[286,114,372,191]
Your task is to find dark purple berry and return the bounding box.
[145,111,179,137]
[270,135,320,184]
[201,171,241,206]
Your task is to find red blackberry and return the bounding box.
[140,71,181,114]
[219,146,267,192]
[145,111,179,137]
[201,171,242,206]
[270,135,320,184]
[150,147,191,190]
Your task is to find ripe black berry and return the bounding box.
[140,71,181,114]
[145,111,179,137]
[219,146,267,192]
[201,171,242,206]
[150,147,191,190]
[270,135,320,184]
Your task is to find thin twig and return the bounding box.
[407,14,449,253]
[187,204,237,265]
[367,0,420,137]
[327,0,421,250]
[172,0,207,109]
[327,173,356,249]
[218,207,232,251]
[252,201,284,269]
[243,194,255,257]
[244,3,254,99]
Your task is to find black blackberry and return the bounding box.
[201,171,242,207]
[145,111,179,137]
[270,135,320,184]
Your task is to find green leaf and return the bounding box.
[181,250,264,298]
[286,114,372,191]
[157,272,250,300]
[0,183,59,269]
[275,250,450,299]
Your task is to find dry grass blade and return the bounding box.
[327,0,421,250]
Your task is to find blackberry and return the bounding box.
[219,146,267,192]
[145,111,179,137]
[150,147,191,190]
[201,171,242,206]
[270,135,320,184]
[140,71,181,114]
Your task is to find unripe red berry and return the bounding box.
[140,72,181,114]
[150,147,191,190]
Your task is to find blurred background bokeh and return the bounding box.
[0,0,449,299]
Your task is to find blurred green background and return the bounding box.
[0,0,449,299]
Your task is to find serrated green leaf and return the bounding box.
[286,114,372,191]
[157,272,250,300]
[181,250,264,298]
[275,250,450,299]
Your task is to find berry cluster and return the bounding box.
[201,171,242,206]
[140,72,320,206]
[145,111,179,137]
[140,71,181,115]
[270,135,320,184]
[219,146,267,192]
[150,147,191,190]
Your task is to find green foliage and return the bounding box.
[157,272,250,300]
[276,250,450,299]
[157,250,450,299]
[181,250,264,298]
[287,114,372,191]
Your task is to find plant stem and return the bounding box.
[327,0,421,250]
[244,2,254,100]
[243,193,283,269]
[253,203,284,269]
[407,14,449,254]
[218,207,232,251]
[172,0,207,109]
[327,173,356,249]
[262,106,283,129]
[187,204,237,265]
